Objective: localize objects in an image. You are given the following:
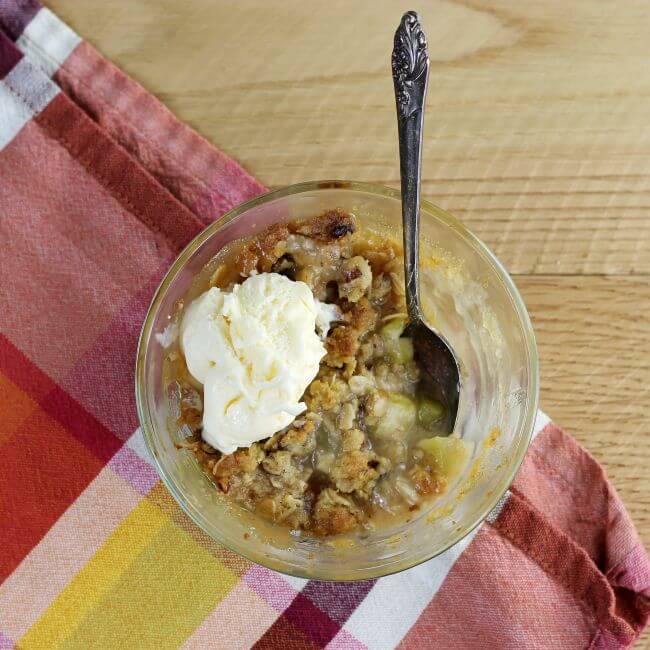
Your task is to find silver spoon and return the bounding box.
[392,11,461,429]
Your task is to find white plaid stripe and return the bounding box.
[15,8,80,78]
[0,56,58,149]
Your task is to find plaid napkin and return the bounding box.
[0,4,648,649]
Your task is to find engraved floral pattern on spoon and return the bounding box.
[392,11,429,119]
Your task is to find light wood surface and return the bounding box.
[48,0,649,638]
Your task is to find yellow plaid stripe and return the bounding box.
[21,498,238,649]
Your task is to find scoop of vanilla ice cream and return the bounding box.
[180,272,340,454]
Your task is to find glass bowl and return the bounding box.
[135,180,538,581]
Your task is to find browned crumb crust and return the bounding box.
[330,429,390,498]
[306,375,349,411]
[346,297,378,336]
[290,208,356,242]
[312,488,362,536]
[325,326,360,368]
[212,444,265,492]
[235,223,290,276]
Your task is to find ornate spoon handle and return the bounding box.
[391,11,430,324]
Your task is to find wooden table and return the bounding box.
[49,0,649,640]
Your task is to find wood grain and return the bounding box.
[517,276,650,533]
[50,0,650,277]
[46,0,650,643]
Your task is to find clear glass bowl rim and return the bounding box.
[135,179,539,580]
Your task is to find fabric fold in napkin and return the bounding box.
[0,4,648,648]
